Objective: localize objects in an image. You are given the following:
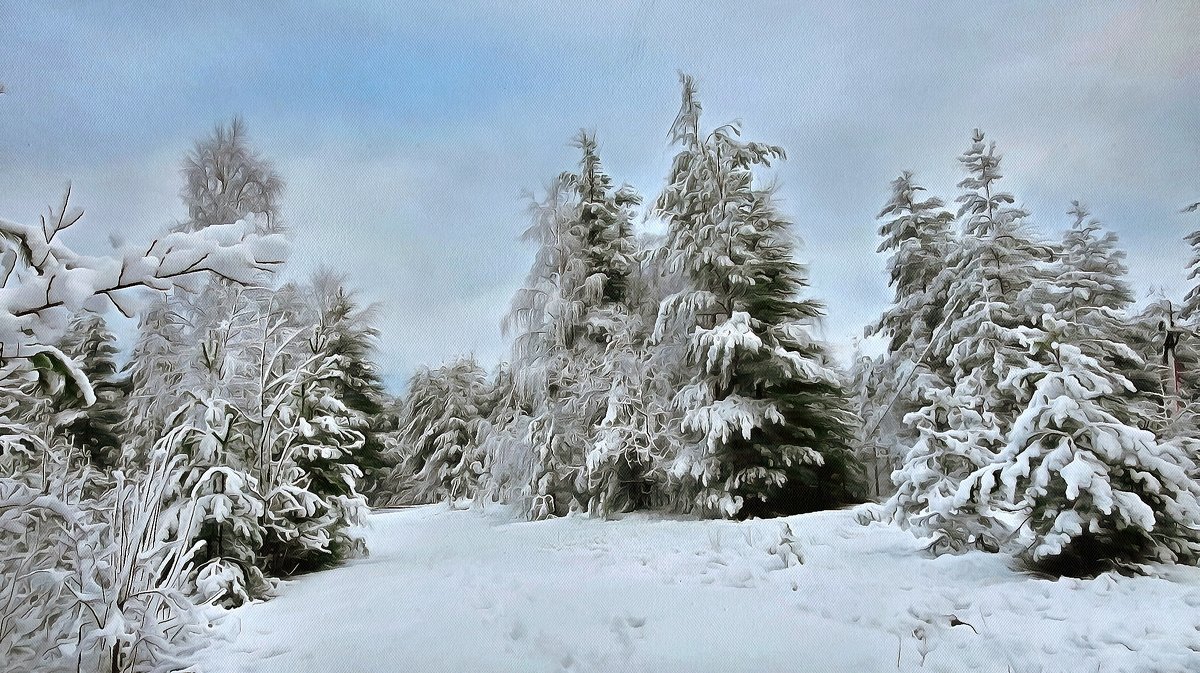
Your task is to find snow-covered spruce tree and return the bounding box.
[307,269,390,502]
[869,171,956,361]
[386,356,490,505]
[161,278,374,596]
[1042,202,1158,420]
[958,319,1200,575]
[584,325,672,516]
[857,172,955,496]
[150,285,271,606]
[563,132,654,516]
[166,397,272,607]
[504,175,583,517]
[51,312,125,472]
[881,130,1054,550]
[203,283,369,581]
[472,361,537,509]
[1051,202,1134,321]
[653,74,862,518]
[882,382,1009,553]
[252,294,371,578]
[504,132,645,518]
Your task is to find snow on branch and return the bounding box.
[0,189,289,357]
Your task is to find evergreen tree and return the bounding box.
[870,172,956,353]
[960,321,1200,575]
[472,361,537,509]
[858,172,955,493]
[505,175,585,517]
[505,133,644,518]
[1042,202,1155,420]
[1050,202,1134,321]
[582,321,667,515]
[167,398,271,607]
[388,357,490,505]
[653,74,862,518]
[881,382,1008,554]
[306,270,390,502]
[883,130,1053,548]
[52,313,124,471]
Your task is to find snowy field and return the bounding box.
[202,506,1200,673]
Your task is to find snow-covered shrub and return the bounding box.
[0,178,286,667]
[1,438,219,673]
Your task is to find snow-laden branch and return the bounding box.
[0,206,288,356]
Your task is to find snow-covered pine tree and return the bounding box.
[653,74,862,518]
[168,398,271,607]
[858,172,955,495]
[870,172,956,358]
[52,313,125,472]
[882,129,1054,550]
[472,361,537,508]
[228,282,368,578]
[570,131,641,313]
[564,132,653,516]
[505,132,645,518]
[1042,202,1157,420]
[388,356,490,505]
[959,319,1200,575]
[883,382,1009,553]
[505,175,586,517]
[1051,202,1135,321]
[583,321,669,516]
[305,269,390,502]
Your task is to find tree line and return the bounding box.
[383,76,1200,579]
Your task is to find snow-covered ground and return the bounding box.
[203,505,1200,673]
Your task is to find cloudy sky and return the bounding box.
[3,1,1198,391]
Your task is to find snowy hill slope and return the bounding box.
[203,505,1200,673]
